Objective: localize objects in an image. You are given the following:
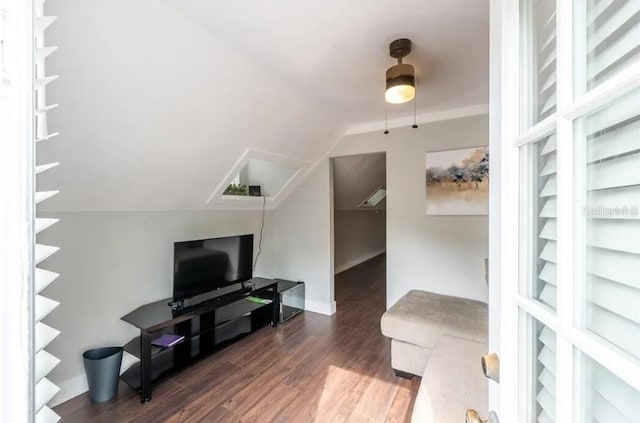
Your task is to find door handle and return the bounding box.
[481,353,500,382]
[466,409,500,423]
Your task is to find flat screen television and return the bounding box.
[173,234,253,300]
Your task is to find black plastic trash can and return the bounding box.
[83,346,123,403]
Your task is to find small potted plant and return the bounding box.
[223,183,249,196]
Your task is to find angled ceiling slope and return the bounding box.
[39,0,488,211]
[333,153,386,211]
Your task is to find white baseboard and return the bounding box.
[305,299,336,316]
[334,249,386,275]
[50,351,139,407]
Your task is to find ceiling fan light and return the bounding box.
[385,84,415,104]
[385,64,415,104]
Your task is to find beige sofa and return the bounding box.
[380,290,489,422]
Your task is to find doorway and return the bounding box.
[331,152,387,311]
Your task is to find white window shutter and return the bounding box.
[537,7,557,121]
[531,320,556,423]
[583,88,640,363]
[533,132,558,310]
[34,0,61,421]
[584,357,640,422]
[586,0,640,88]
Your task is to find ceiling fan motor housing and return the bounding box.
[389,38,412,59]
[386,38,415,90]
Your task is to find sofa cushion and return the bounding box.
[411,335,488,423]
[381,290,488,349]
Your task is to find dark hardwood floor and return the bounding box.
[55,254,419,422]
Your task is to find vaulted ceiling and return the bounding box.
[333,153,386,211]
[40,0,488,211]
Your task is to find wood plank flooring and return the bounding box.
[54,254,419,422]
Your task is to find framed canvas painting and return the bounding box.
[425,146,489,215]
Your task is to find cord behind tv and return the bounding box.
[252,195,266,271]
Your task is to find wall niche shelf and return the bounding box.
[207,148,309,210]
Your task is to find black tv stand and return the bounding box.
[120,277,279,403]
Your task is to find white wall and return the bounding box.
[38,210,275,405]
[244,158,297,197]
[334,211,386,274]
[270,114,489,310]
[268,161,336,315]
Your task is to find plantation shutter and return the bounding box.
[534,324,557,423]
[586,0,640,88]
[537,7,557,121]
[585,357,640,422]
[536,133,557,310]
[34,0,61,421]
[582,88,640,362]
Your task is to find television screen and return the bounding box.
[173,234,253,300]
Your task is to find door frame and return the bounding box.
[329,151,388,310]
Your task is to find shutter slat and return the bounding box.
[35,406,60,423]
[536,386,556,418]
[35,104,58,114]
[539,219,557,241]
[539,175,557,197]
[591,389,632,423]
[35,378,59,413]
[35,322,60,353]
[538,367,556,394]
[35,190,58,204]
[540,155,557,176]
[540,70,556,95]
[587,1,640,53]
[35,132,59,143]
[539,241,557,263]
[35,269,59,294]
[35,350,60,383]
[35,16,56,33]
[539,92,557,116]
[541,28,556,52]
[539,326,556,352]
[587,186,640,219]
[586,90,639,136]
[537,411,554,423]
[34,75,58,90]
[587,219,640,254]
[588,152,640,191]
[587,247,640,289]
[539,197,557,218]
[539,284,557,309]
[588,20,640,83]
[35,295,59,322]
[541,133,557,155]
[589,275,640,325]
[588,0,616,26]
[587,117,640,163]
[542,10,556,31]
[35,218,58,234]
[588,304,640,359]
[538,51,556,76]
[591,362,640,420]
[35,46,57,63]
[35,162,59,175]
[539,262,557,287]
[35,244,59,265]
